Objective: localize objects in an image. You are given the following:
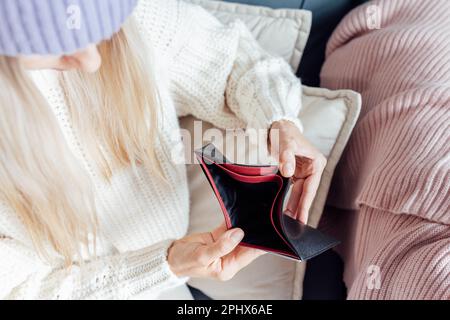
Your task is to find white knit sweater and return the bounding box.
[0,0,302,299]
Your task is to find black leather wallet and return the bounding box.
[195,143,339,261]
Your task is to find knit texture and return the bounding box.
[321,0,449,299]
[0,0,138,56]
[0,0,302,299]
[322,206,450,300]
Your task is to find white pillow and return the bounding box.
[185,0,311,70]
[182,0,361,300]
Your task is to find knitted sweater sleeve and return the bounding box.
[223,21,304,132]
[135,0,303,131]
[0,233,184,299]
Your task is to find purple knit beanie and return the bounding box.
[0,0,138,56]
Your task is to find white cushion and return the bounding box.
[185,0,311,70]
[181,0,361,300]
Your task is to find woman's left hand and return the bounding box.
[269,120,327,224]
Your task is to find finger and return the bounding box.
[196,222,228,245]
[285,178,304,219]
[280,149,296,177]
[201,228,244,264]
[294,156,314,179]
[296,174,321,224]
[219,246,266,281]
[230,246,266,263]
[210,222,228,241]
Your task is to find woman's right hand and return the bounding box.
[168,223,265,281]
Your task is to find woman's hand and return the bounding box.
[168,224,265,281]
[269,120,327,224]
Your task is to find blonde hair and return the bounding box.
[0,18,162,264]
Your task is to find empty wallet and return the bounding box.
[195,143,340,261]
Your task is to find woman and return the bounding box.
[0,0,325,299]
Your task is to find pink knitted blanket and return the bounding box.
[321,0,449,299]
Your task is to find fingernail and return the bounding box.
[230,229,244,242]
[284,163,294,176]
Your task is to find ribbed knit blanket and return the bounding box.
[320,0,449,299]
